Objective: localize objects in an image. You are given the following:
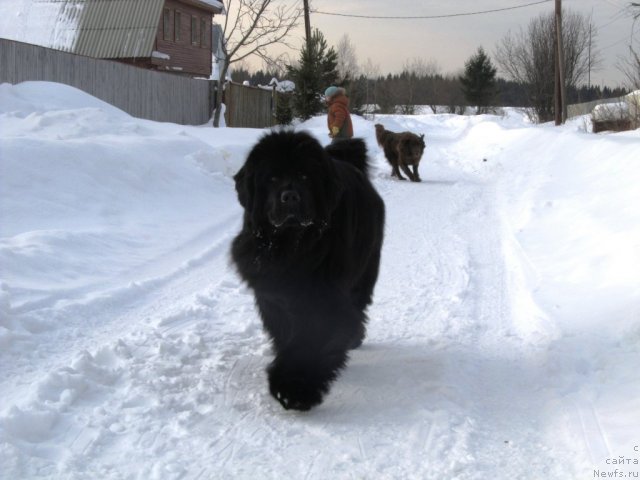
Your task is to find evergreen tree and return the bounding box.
[274,92,294,126]
[287,29,338,120]
[460,47,497,114]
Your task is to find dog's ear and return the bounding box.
[234,164,265,231]
[233,164,252,209]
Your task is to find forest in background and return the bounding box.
[233,66,627,115]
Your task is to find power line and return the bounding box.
[312,0,552,20]
[600,36,631,50]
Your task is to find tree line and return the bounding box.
[235,62,625,126]
[235,67,625,113]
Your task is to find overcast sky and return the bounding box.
[254,0,639,88]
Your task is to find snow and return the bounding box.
[591,90,640,122]
[593,102,629,121]
[1,81,640,479]
[151,51,170,61]
[200,0,225,13]
[269,78,296,93]
[0,0,82,51]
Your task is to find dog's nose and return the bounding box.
[280,190,301,204]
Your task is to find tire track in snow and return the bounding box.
[367,160,583,478]
[576,401,612,464]
[371,174,493,346]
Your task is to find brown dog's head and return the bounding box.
[398,133,426,165]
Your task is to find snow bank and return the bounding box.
[593,101,629,121]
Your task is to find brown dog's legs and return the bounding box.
[411,164,421,182]
[392,163,406,180]
[400,163,419,182]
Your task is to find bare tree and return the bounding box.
[361,58,380,79]
[261,53,291,79]
[212,0,302,127]
[619,46,640,89]
[396,58,438,114]
[495,10,599,122]
[418,60,441,113]
[335,34,359,84]
[360,58,380,117]
[617,2,640,89]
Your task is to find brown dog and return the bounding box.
[375,124,425,182]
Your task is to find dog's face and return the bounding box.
[234,131,340,233]
[400,134,426,164]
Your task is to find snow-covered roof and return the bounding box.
[181,0,224,14]
[0,0,224,58]
[197,0,225,13]
[0,0,85,52]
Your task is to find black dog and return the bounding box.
[231,131,385,411]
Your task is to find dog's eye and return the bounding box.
[300,174,308,181]
[270,176,279,182]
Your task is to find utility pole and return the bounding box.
[587,22,591,89]
[303,0,311,49]
[554,0,566,125]
[587,8,593,90]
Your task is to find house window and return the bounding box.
[163,9,171,41]
[175,11,182,42]
[200,18,208,48]
[191,16,199,46]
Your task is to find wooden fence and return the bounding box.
[224,81,275,128]
[0,38,275,127]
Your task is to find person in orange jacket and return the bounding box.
[324,86,353,142]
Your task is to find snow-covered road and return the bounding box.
[1,82,639,479]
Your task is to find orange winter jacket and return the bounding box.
[327,93,353,139]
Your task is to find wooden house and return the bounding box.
[129,0,225,76]
[1,0,224,77]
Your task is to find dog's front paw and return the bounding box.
[268,366,324,411]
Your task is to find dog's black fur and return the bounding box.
[231,131,385,411]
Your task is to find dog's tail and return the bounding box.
[325,138,369,175]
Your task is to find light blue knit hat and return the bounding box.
[324,86,339,98]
